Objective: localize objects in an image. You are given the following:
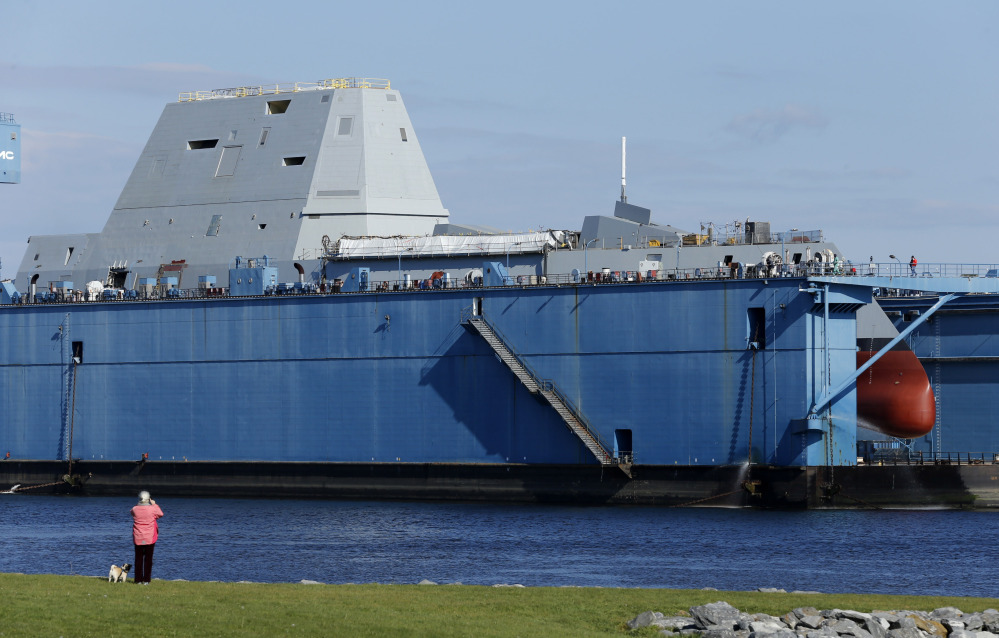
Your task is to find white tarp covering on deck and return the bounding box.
[334,231,563,259]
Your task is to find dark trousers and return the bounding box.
[133,543,155,583]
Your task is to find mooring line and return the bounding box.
[4,481,65,493]
[834,491,882,510]
[669,488,744,508]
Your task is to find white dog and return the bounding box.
[108,562,132,583]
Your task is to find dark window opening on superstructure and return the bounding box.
[283,156,305,166]
[258,128,270,146]
[724,255,734,264]
[399,128,408,142]
[33,253,39,261]
[792,253,803,264]
[72,341,83,364]
[258,224,267,230]
[266,100,291,115]
[747,307,766,349]
[337,117,353,136]
[187,139,219,150]
[321,95,330,103]
[64,247,74,265]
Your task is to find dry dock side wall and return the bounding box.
[0,279,861,471]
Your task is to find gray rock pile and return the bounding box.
[627,601,999,638]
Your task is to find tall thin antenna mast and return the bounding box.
[620,136,627,203]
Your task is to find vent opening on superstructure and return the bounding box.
[321,95,330,103]
[386,94,397,102]
[266,100,291,114]
[107,266,129,289]
[64,247,74,265]
[258,128,269,146]
[188,139,219,150]
[72,342,83,364]
[33,253,39,261]
[206,215,222,237]
[337,117,353,136]
[283,156,305,166]
[399,128,408,142]
[258,224,267,230]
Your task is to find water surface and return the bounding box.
[1,496,996,597]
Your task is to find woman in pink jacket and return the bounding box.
[130,491,164,584]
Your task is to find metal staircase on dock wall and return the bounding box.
[464,313,628,474]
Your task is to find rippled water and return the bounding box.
[1,495,996,597]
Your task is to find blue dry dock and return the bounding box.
[1,78,998,507]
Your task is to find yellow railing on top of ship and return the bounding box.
[179,78,391,102]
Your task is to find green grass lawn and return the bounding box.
[1,573,997,638]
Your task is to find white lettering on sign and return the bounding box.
[0,151,14,160]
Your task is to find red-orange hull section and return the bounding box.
[856,350,935,438]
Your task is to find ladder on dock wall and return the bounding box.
[464,313,625,472]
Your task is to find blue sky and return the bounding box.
[2,0,997,274]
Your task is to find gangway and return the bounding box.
[462,311,626,472]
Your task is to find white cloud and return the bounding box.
[725,104,829,144]
[134,62,217,73]
[0,61,264,98]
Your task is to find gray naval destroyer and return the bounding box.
[2,78,998,507]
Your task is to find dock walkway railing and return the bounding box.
[8,262,999,308]
[859,450,999,465]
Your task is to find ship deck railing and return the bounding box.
[179,78,390,102]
